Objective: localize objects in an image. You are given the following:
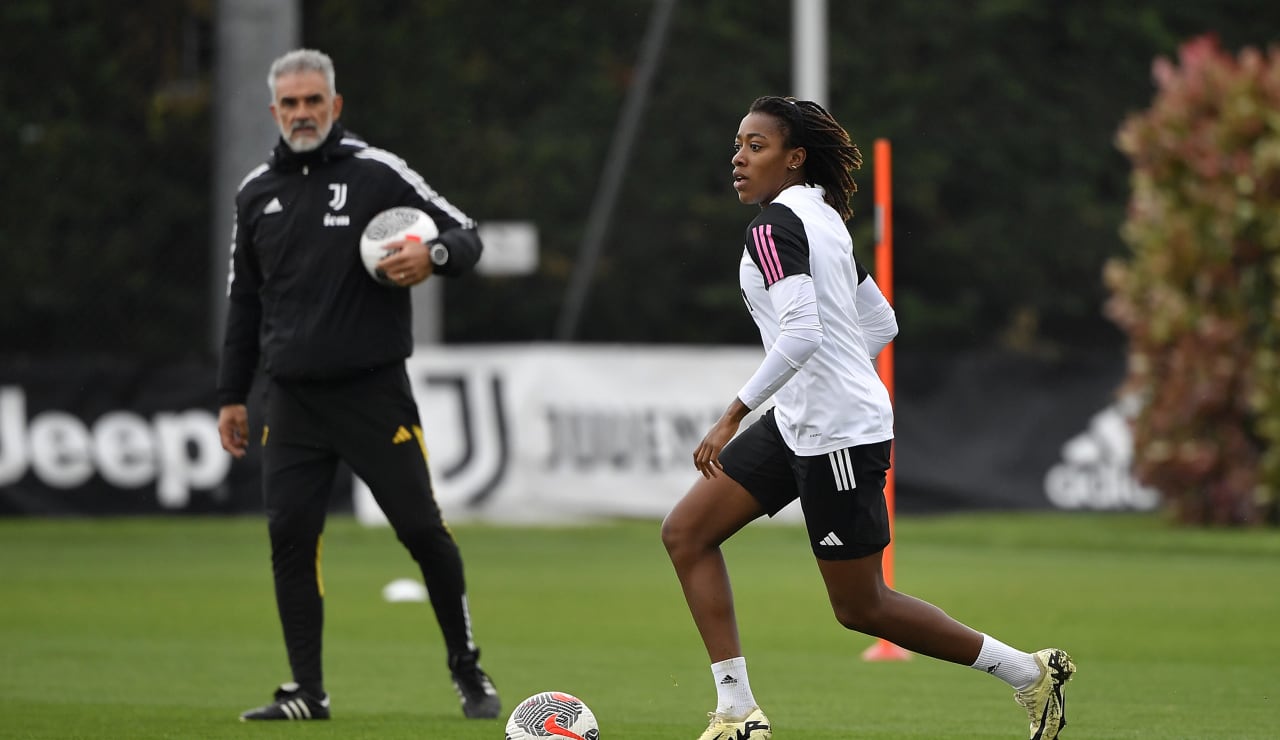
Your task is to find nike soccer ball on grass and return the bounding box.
[504,691,600,740]
[359,206,438,285]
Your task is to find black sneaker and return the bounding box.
[239,682,331,721]
[449,651,501,719]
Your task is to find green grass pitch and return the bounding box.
[2,512,1277,739]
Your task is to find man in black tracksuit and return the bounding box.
[216,48,500,722]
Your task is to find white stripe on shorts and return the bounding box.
[827,448,857,491]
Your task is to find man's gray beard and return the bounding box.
[281,124,330,152]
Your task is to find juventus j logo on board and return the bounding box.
[327,183,348,210]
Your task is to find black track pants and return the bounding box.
[260,364,476,693]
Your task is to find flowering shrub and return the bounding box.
[1105,35,1280,525]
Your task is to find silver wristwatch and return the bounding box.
[429,242,450,267]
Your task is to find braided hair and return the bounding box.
[747,96,862,221]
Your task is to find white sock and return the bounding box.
[969,634,1042,691]
[711,657,758,718]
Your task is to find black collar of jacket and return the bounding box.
[270,123,359,172]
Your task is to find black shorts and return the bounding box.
[719,408,893,560]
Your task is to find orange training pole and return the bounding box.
[863,138,910,662]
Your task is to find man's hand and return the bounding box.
[218,404,250,459]
[377,238,434,287]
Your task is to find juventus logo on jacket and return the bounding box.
[327,183,347,210]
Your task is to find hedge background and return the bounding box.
[6,0,1280,358]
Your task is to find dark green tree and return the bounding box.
[0,0,213,360]
[6,0,1280,359]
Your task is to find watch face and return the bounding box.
[430,244,449,265]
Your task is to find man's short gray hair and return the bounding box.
[267,49,336,99]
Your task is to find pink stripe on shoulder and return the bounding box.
[752,224,785,285]
[751,226,776,283]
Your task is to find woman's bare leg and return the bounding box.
[660,473,766,662]
[816,549,984,664]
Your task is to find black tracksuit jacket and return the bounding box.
[217,124,481,406]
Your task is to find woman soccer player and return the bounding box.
[660,96,1075,740]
